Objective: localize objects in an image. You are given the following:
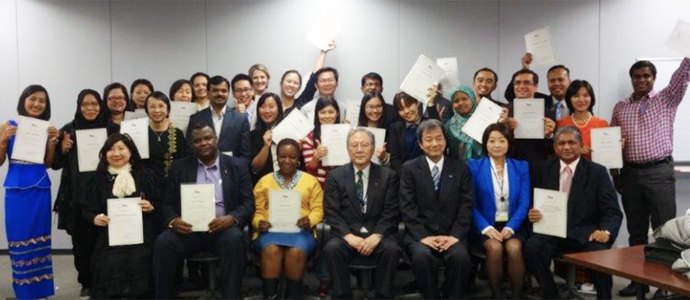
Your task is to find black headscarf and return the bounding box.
[73,89,109,130]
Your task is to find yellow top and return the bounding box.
[251,172,324,239]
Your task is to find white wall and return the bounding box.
[1,0,689,249]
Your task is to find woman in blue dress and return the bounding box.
[0,85,59,299]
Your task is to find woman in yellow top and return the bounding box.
[252,138,324,300]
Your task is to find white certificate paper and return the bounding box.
[400,54,445,104]
[436,57,461,95]
[120,118,150,159]
[533,188,568,238]
[461,98,503,143]
[170,101,198,136]
[358,127,386,165]
[666,19,690,58]
[513,98,545,139]
[76,128,108,172]
[12,116,49,164]
[591,127,623,169]
[345,100,361,128]
[107,197,144,246]
[268,190,301,233]
[272,109,314,144]
[321,124,351,167]
[525,26,557,69]
[124,109,148,121]
[181,184,216,232]
[305,15,340,51]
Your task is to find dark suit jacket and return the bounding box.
[531,158,622,245]
[186,106,251,160]
[400,156,474,242]
[325,163,400,238]
[160,154,255,229]
[386,117,428,175]
[508,99,556,164]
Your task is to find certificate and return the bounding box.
[268,190,301,233]
[344,100,361,128]
[666,19,690,58]
[120,118,150,159]
[272,109,314,144]
[400,54,445,104]
[525,26,557,69]
[181,184,216,232]
[305,15,340,51]
[513,98,545,139]
[436,57,461,95]
[124,109,148,121]
[76,128,108,172]
[591,127,624,169]
[107,197,144,246]
[533,188,568,238]
[12,116,49,164]
[320,124,351,167]
[461,98,503,143]
[358,127,386,165]
[169,101,198,136]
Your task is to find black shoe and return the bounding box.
[618,282,649,297]
[652,289,668,299]
[80,287,91,298]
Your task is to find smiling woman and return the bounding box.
[143,91,190,178]
[555,80,609,160]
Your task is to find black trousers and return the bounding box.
[71,204,98,289]
[619,162,676,246]
[152,227,247,299]
[324,236,400,298]
[404,236,471,299]
[524,234,612,300]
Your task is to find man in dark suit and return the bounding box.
[186,75,251,160]
[153,124,254,300]
[323,128,401,299]
[524,125,622,300]
[400,119,474,299]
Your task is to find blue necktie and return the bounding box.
[555,101,563,120]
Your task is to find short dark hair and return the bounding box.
[315,67,339,82]
[169,79,192,101]
[130,79,154,98]
[189,122,217,140]
[564,80,596,114]
[190,72,210,101]
[357,92,386,128]
[313,97,341,141]
[393,91,418,111]
[511,69,539,85]
[276,138,301,158]
[473,68,498,83]
[17,85,51,121]
[103,82,130,111]
[480,123,514,156]
[280,70,303,87]
[231,74,253,91]
[547,65,570,77]
[554,126,583,145]
[629,60,657,78]
[96,132,142,173]
[255,93,284,133]
[360,72,383,87]
[144,91,171,117]
[207,75,230,92]
[416,119,445,141]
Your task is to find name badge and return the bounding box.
[496,212,509,222]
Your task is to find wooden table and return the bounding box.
[562,245,690,297]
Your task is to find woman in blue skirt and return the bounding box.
[252,138,324,300]
[0,85,59,299]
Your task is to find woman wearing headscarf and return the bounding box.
[443,85,482,160]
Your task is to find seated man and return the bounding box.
[153,124,254,300]
[400,119,473,299]
[324,128,401,299]
[524,126,622,300]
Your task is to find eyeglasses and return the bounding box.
[107,96,125,101]
[513,80,534,86]
[233,88,252,94]
[365,104,383,111]
[318,78,336,84]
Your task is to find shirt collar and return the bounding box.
[426,156,444,172]
[198,154,220,170]
[353,163,371,179]
[559,157,580,174]
[627,90,657,103]
[212,105,227,118]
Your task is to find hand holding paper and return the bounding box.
[666,19,690,58]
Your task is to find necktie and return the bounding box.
[356,171,365,212]
[560,165,573,195]
[555,101,563,120]
[431,165,440,191]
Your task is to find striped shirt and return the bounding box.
[611,57,690,163]
[301,131,334,188]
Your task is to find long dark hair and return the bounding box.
[96,133,142,174]
[255,93,284,134]
[17,85,51,121]
[564,80,596,114]
[313,97,340,141]
[357,92,386,128]
[128,79,154,110]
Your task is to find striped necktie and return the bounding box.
[431,165,440,191]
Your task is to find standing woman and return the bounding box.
[444,85,482,161]
[104,82,130,125]
[556,80,609,160]
[302,97,341,188]
[169,79,193,102]
[142,91,190,178]
[53,89,120,298]
[357,92,390,165]
[280,40,337,116]
[253,138,324,300]
[468,123,530,299]
[0,85,59,299]
[251,93,284,182]
[83,133,161,299]
[249,64,271,97]
[190,72,210,111]
[129,79,154,110]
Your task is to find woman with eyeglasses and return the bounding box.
[104,82,130,125]
[357,92,390,165]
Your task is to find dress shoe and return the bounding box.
[618,282,649,297]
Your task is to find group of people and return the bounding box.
[2,39,688,300]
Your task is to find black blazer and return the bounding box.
[531,158,622,245]
[400,156,474,242]
[160,154,255,229]
[186,106,251,160]
[508,99,556,164]
[386,117,428,175]
[325,163,400,238]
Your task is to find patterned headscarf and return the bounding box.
[445,85,481,159]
